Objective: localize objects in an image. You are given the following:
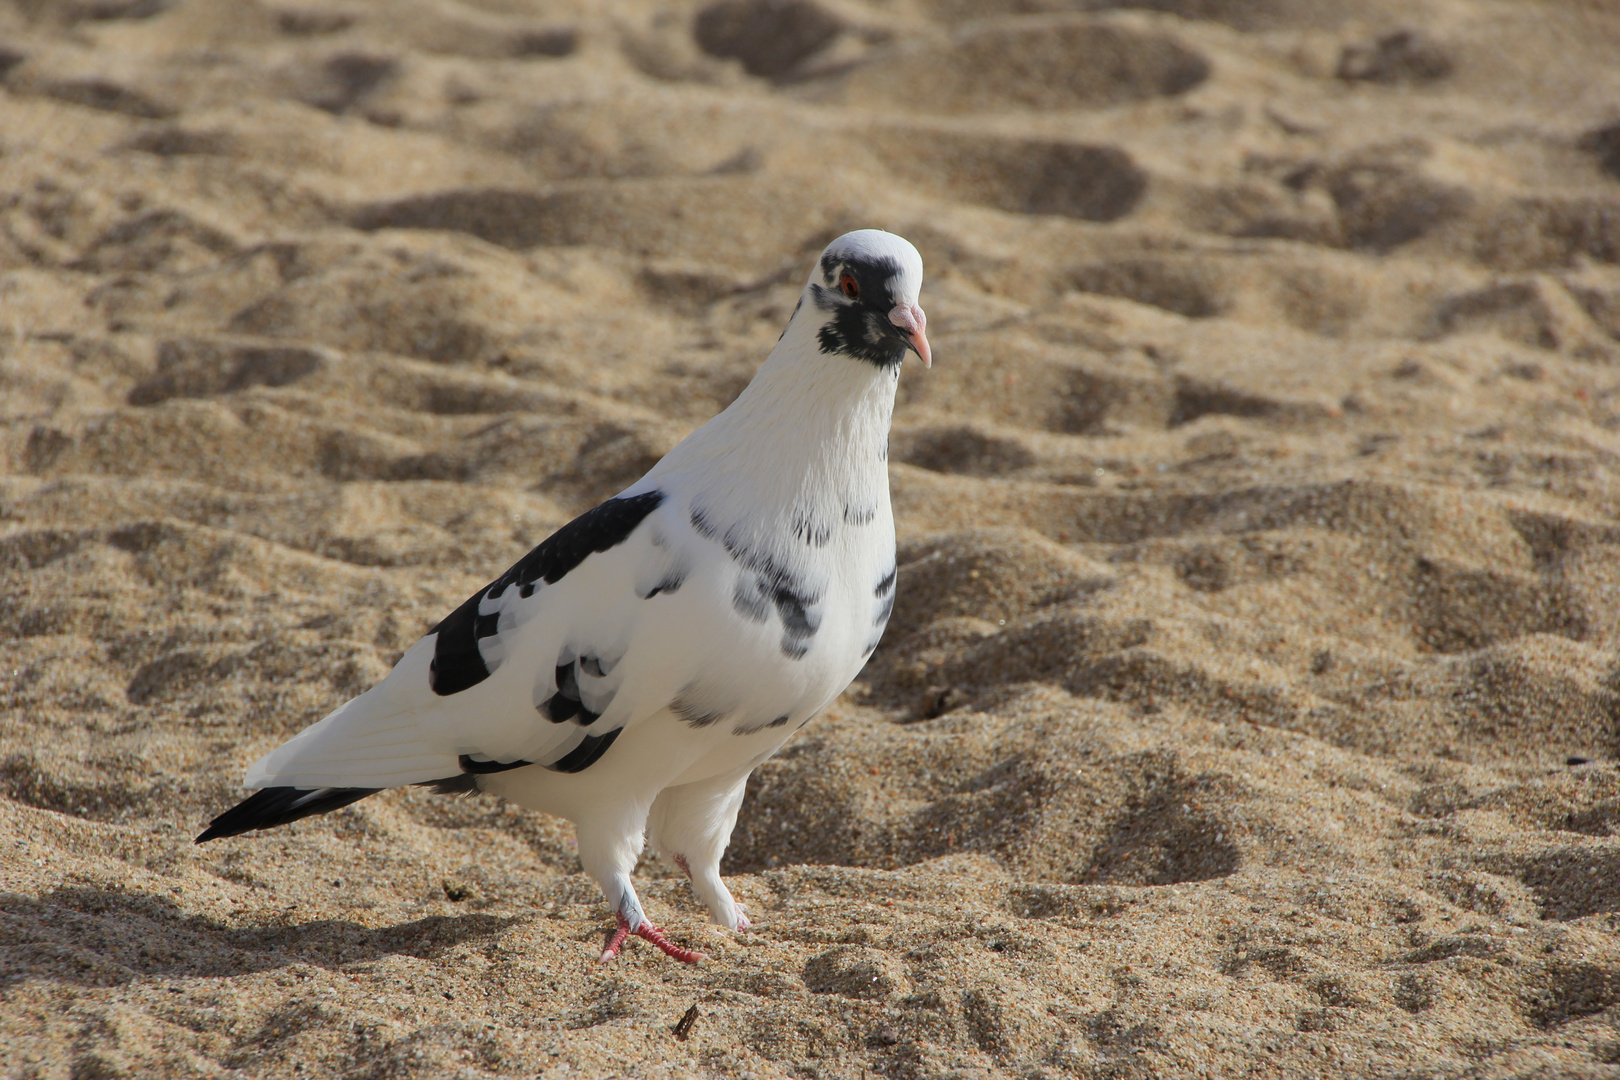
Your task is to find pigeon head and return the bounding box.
[805,229,930,369]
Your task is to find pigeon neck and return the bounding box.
[723,307,899,471]
[646,305,899,528]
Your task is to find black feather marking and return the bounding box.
[428,591,490,697]
[875,592,894,626]
[818,309,907,368]
[876,568,896,597]
[546,727,621,773]
[473,611,500,639]
[541,660,602,725]
[544,694,582,723]
[849,253,903,300]
[429,491,664,697]
[579,655,606,678]
[418,774,479,796]
[771,581,820,639]
[641,569,686,599]
[732,712,793,736]
[195,786,379,842]
[512,492,665,588]
[458,754,533,774]
[737,564,822,660]
[809,282,842,313]
[695,510,824,654]
[673,691,725,729]
[689,503,717,539]
[732,576,769,623]
[792,509,833,547]
[720,530,822,631]
[778,295,804,341]
[716,521,821,600]
[811,253,907,368]
[844,503,876,526]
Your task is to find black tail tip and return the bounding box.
[195,786,380,843]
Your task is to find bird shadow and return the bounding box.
[1,886,521,988]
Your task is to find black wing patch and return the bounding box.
[458,754,533,774]
[429,491,664,697]
[547,727,621,773]
[543,660,601,725]
[447,732,615,783]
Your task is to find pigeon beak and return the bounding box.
[889,302,931,368]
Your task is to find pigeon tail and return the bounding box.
[243,643,458,790]
[195,786,380,842]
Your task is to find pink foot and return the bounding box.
[599,911,706,964]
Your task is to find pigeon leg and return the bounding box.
[648,769,752,930]
[577,808,705,963]
[600,910,706,964]
[673,853,751,934]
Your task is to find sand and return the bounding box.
[4,0,1620,1076]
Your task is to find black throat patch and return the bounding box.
[812,253,907,369]
[817,305,908,368]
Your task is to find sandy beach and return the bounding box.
[5,0,1620,1075]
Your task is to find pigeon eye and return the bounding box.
[838,272,859,300]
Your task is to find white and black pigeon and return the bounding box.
[197,229,930,963]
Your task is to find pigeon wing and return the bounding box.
[243,489,689,790]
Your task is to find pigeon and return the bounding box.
[197,228,929,963]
